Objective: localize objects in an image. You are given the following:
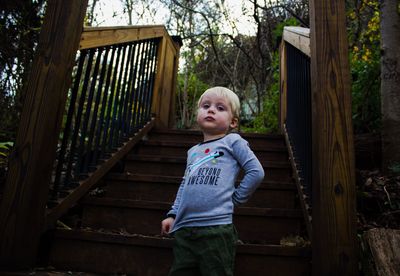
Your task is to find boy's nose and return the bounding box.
[207,107,215,113]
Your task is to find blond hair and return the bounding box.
[197,86,240,119]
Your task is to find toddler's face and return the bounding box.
[197,92,237,137]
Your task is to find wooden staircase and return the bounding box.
[44,129,311,275]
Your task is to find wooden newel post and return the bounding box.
[152,32,181,129]
[0,0,88,269]
[309,0,357,275]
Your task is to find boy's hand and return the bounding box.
[161,217,175,235]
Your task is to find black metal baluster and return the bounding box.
[52,50,87,200]
[91,46,114,167]
[125,42,139,135]
[134,41,148,129]
[75,48,102,178]
[84,47,109,172]
[139,40,152,127]
[116,43,134,144]
[102,46,122,155]
[286,43,312,205]
[130,42,144,133]
[108,44,128,149]
[142,40,156,124]
[63,49,95,189]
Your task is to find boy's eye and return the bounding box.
[217,105,225,111]
[202,103,210,108]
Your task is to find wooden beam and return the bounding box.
[148,32,181,129]
[283,27,310,57]
[0,0,88,269]
[279,40,288,132]
[158,38,181,129]
[168,39,181,128]
[80,25,167,50]
[309,0,357,275]
[151,36,168,128]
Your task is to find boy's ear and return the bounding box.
[230,117,238,129]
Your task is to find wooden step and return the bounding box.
[147,129,287,148]
[49,229,311,276]
[101,173,297,208]
[124,155,293,181]
[132,140,288,162]
[80,198,303,244]
[49,229,173,275]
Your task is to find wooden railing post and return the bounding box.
[152,33,181,129]
[0,0,88,269]
[309,0,357,275]
[279,39,287,133]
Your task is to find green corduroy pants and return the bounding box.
[169,224,238,276]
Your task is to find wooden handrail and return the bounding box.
[80,25,171,50]
[282,27,310,57]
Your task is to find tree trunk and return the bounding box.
[380,0,400,172]
[362,228,400,276]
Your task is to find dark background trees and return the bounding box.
[0,0,399,173]
[0,0,46,142]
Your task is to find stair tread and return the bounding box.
[150,129,284,139]
[81,197,303,218]
[139,139,287,152]
[105,173,296,190]
[54,228,310,257]
[47,129,310,274]
[125,154,291,168]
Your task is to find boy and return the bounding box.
[161,86,264,275]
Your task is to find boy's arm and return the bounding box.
[231,137,265,205]
[161,176,184,235]
[166,177,185,218]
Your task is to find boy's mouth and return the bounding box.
[204,116,215,121]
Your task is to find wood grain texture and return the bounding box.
[151,36,181,129]
[309,0,357,275]
[80,25,167,49]
[283,27,310,57]
[279,40,288,131]
[364,228,400,276]
[0,0,88,269]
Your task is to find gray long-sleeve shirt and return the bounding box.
[167,133,265,232]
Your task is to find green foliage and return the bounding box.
[241,17,300,134]
[350,49,381,134]
[0,142,13,168]
[241,52,280,134]
[347,1,381,134]
[175,72,209,129]
[272,17,300,42]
